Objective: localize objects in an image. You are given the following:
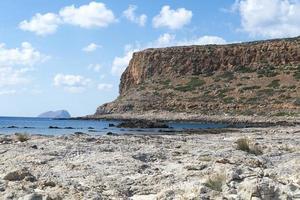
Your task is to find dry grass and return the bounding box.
[15,133,30,142]
[236,138,263,155]
[204,173,226,192]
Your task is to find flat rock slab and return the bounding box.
[0,126,299,199]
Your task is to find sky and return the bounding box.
[0,0,300,117]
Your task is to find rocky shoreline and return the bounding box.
[0,125,299,199]
[80,111,300,126]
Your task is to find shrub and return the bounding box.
[236,138,263,155]
[236,138,250,152]
[223,97,235,104]
[246,97,261,104]
[267,80,280,88]
[204,173,225,192]
[218,71,235,81]
[257,66,279,77]
[174,77,205,92]
[294,98,300,106]
[294,71,300,80]
[15,133,30,142]
[236,66,255,73]
[288,85,296,89]
[239,86,261,93]
[256,89,275,96]
[161,79,171,86]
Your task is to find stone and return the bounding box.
[116,119,169,129]
[19,193,43,200]
[3,169,36,182]
[0,180,5,192]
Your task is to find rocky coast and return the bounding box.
[0,125,299,199]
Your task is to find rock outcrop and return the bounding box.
[95,37,300,117]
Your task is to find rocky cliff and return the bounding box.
[96,37,300,117]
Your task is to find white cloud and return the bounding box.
[154,34,227,47]
[111,34,227,76]
[111,49,137,76]
[0,42,47,91]
[0,42,48,66]
[82,43,101,52]
[88,64,102,72]
[54,74,91,93]
[19,13,61,36]
[155,33,176,46]
[20,2,116,36]
[0,90,17,96]
[153,5,192,29]
[97,83,113,91]
[123,5,147,26]
[236,0,300,38]
[176,35,227,46]
[0,67,29,87]
[59,1,116,28]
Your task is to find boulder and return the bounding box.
[3,168,36,182]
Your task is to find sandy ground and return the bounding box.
[0,126,300,200]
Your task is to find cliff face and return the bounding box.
[96,37,300,117]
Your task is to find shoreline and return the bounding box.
[76,111,300,126]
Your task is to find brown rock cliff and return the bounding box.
[96,37,300,117]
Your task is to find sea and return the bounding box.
[0,117,231,135]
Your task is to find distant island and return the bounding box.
[38,110,71,118]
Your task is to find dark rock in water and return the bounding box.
[38,110,71,118]
[7,126,18,129]
[158,129,176,133]
[64,127,75,129]
[88,127,95,130]
[106,132,118,136]
[108,123,115,127]
[49,126,61,129]
[74,132,88,136]
[117,119,169,129]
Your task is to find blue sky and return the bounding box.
[0,0,299,117]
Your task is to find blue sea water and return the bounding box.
[0,117,230,135]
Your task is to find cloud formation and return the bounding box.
[0,67,29,87]
[60,2,116,28]
[19,13,61,36]
[153,5,192,29]
[0,42,48,66]
[82,43,101,52]
[20,2,116,35]
[0,89,17,96]
[123,5,147,26]
[54,74,91,93]
[97,83,113,91]
[235,0,300,38]
[0,42,47,90]
[88,64,102,72]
